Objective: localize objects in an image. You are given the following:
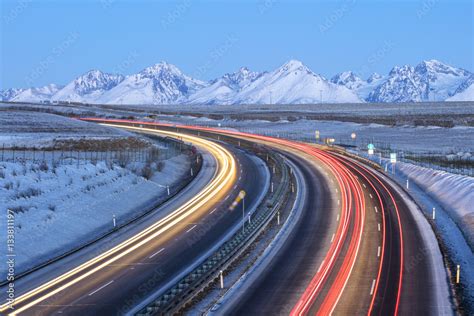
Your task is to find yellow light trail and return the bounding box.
[0,125,237,315]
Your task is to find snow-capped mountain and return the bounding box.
[331,71,384,100]
[367,65,424,102]
[232,60,362,104]
[2,59,472,105]
[415,59,471,101]
[51,70,124,103]
[5,84,63,103]
[187,67,263,105]
[98,62,207,105]
[367,60,471,102]
[0,88,24,101]
[330,71,365,90]
[447,75,474,101]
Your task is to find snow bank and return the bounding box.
[398,163,474,249]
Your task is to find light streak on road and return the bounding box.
[0,126,237,315]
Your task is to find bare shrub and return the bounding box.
[39,161,49,172]
[156,161,165,172]
[141,165,154,180]
[10,206,28,214]
[15,187,42,199]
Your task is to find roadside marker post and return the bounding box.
[113,214,116,228]
[167,186,170,195]
[456,265,460,284]
[406,178,409,189]
[432,207,436,220]
[277,211,280,225]
[220,270,224,289]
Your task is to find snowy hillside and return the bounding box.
[6,84,62,103]
[98,62,207,105]
[187,67,263,105]
[51,70,124,103]
[447,75,474,101]
[331,71,385,100]
[2,59,472,105]
[232,60,362,104]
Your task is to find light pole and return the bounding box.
[242,196,245,233]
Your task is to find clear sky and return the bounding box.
[1,0,473,90]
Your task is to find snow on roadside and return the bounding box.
[0,155,190,279]
[396,162,474,249]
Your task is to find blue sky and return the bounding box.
[1,0,473,89]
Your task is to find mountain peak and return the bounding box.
[279,59,311,73]
[140,61,183,77]
[367,72,383,83]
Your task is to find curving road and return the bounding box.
[2,118,450,315]
[0,127,269,315]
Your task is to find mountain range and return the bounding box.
[2,59,473,105]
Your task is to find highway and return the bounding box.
[1,119,451,315]
[0,127,269,315]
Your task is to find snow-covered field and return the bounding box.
[0,110,138,148]
[0,111,192,279]
[0,156,189,278]
[155,114,474,154]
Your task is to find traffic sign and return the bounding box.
[390,153,397,163]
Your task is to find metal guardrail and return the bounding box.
[136,152,290,316]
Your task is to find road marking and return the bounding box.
[335,188,338,193]
[370,279,376,295]
[369,194,373,199]
[337,199,340,205]
[88,280,114,296]
[374,206,378,213]
[186,225,197,233]
[210,208,217,214]
[363,183,367,188]
[224,195,230,201]
[377,246,381,257]
[238,176,241,181]
[149,248,165,259]
[336,214,340,222]
[331,233,335,242]
[233,184,237,190]
[378,223,381,231]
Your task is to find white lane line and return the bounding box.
[186,225,197,233]
[374,206,378,213]
[369,194,373,199]
[335,188,338,193]
[370,279,376,295]
[336,214,340,222]
[317,259,326,273]
[378,223,381,231]
[149,248,165,259]
[331,233,335,242]
[224,195,230,201]
[331,179,334,183]
[337,199,340,205]
[238,176,242,181]
[88,280,114,296]
[362,183,367,188]
[377,246,381,257]
[233,184,237,190]
[210,208,217,214]
[240,169,243,174]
